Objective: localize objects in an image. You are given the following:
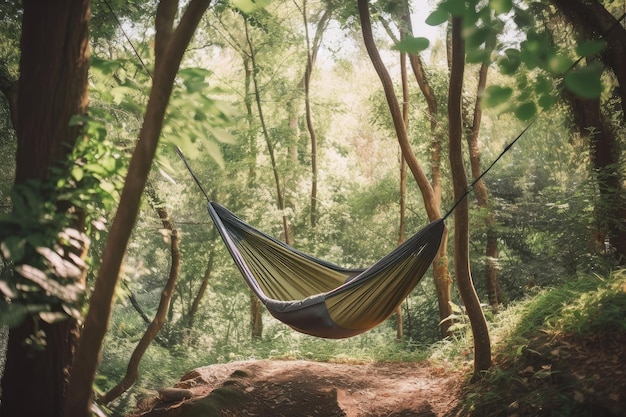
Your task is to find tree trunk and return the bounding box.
[357,0,439,220]
[185,250,215,332]
[550,0,626,265]
[567,92,626,264]
[1,2,90,416]
[448,16,491,377]
[243,16,293,245]
[250,294,263,339]
[98,185,181,405]
[64,2,211,415]
[551,0,626,116]
[301,4,331,228]
[466,33,502,311]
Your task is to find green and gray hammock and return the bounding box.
[208,202,444,339]
[177,148,445,339]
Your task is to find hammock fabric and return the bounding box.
[208,202,445,339]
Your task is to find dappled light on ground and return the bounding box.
[129,359,463,417]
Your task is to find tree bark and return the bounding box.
[448,16,491,377]
[1,2,90,416]
[64,1,211,415]
[566,92,626,264]
[550,0,626,265]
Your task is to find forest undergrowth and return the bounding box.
[460,270,626,416]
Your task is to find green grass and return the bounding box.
[459,270,626,417]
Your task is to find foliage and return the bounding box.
[0,117,126,330]
[461,270,626,416]
[426,0,606,122]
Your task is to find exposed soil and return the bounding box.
[127,331,626,417]
[129,359,465,417]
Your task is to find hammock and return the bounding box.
[208,202,445,339]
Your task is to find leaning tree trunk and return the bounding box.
[448,16,491,377]
[64,2,211,415]
[98,184,181,405]
[1,2,90,416]
[357,0,439,221]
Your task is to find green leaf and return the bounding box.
[231,0,272,13]
[0,303,29,327]
[538,93,557,110]
[440,0,465,16]
[564,64,603,99]
[514,101,537,121]
[208,126,237,145]
[71,166,84,182]
[498,49,521,74]
[82,163,110,176]
[179,68,212,93]
[393,36,429,54]
[534,75,553,95]
[548,55,573,75]
[576,40,606,57]
[205,141,225,169]
[425,8,449,26]
[465,27,491,49]
[512,6,532,27]
[483,85,513,107]
[466,48,491,64]
[1,237,26,262]
[489,0,513,14]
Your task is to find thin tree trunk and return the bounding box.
[243,16,292,245]
[64,2,211,415]
[98,185,181,405]
[1,2,90,416]
[301,3,331,228]
[186,250,215,331]
[357,0,439,220]
[250,294,263,339]
[401,9,452,337]
[243,56,257,185]
[448,16,491,377]
[466,34,502,311]
[240,55,264,337]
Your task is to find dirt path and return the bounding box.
[130,359,464,417]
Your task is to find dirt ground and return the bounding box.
[130,359,465,417]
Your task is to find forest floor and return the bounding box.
[128,330,626,417]
[129,358,466,417]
